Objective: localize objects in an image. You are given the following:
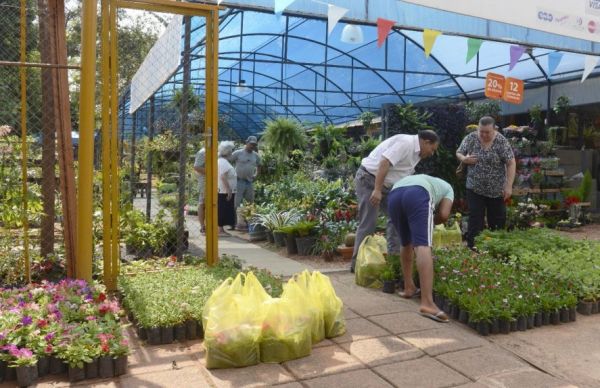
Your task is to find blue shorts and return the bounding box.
[387,186,434,247]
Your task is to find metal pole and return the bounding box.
[146,95,154,221]
[20,0,30,283]
[177,17,191,258]
[109,0,120,289]
[130,112,137,202]
[76,0,98,282]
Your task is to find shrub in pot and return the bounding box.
[293,221,318,256]
[381,267,396,294]
[279,225,298,255]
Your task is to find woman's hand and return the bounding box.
[463,154,478,165]
[226,190,232,201]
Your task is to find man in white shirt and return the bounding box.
[350,130,439,273]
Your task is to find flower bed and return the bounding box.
[434,247,577,336]
[0,280,129,386]
[476,229,600,315]
[118,257,283,345]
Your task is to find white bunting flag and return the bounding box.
[328,4,349,35]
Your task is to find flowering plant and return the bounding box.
[2,345,38,367]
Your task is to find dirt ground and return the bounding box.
[556,223,600,240]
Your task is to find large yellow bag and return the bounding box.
[355,235,387,288]
[281,274,325,344]
[259,298,312,363]
[204,272,271,369]
[311,272,346,338]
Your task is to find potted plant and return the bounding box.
[294,220,318,256]
[8,347,38,387]
[278,225,298,255]
[381,266,396,294]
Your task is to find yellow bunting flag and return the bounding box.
[423,29,442,58]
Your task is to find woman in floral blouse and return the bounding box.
[456,116,516,248]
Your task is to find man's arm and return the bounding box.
[503,158,516,200]
[194,166,205,175]
[434,198,453,225]
[369,158,391,206]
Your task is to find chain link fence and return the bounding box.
[0,0,79,285]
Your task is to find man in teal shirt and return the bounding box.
[388,174,454,323]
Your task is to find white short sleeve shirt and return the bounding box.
[361,134,421,188]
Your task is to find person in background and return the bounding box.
[350,130,440,273]
[388,174,454,323]
[456,116,515,249]
[193,147,206,234]
[217,141,237,236]
[230,136,260,230]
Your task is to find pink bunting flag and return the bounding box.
[377,18,396,48]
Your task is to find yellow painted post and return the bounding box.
[19,0,30,283]
[110,0,120,288]
[76,0,98,282]
[205,10,219,266]
[101,0,113,289]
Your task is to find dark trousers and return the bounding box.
[466,189,506,248]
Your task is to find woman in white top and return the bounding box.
[217,141,237,236]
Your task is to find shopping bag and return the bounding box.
[355,235,387,288]
[281,274,325,344]
[445,221,463,246]
[311,272,346,338]
[202,273,244,329]
[259,297,312,363]
[433,224,445,248]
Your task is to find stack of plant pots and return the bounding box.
[132,317,204,345]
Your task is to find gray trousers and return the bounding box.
[351,168,401,271]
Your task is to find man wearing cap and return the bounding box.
[230,136,261,228]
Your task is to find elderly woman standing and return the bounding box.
[456,116,516,248]
[217,141,237,236]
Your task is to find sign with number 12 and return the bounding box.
[503,77,524,104]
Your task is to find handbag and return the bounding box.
[456,161,466,178]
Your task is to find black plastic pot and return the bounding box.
[0,360,5,383]
[138,326,148,340]
[174,324,187,342]
[542,311,551,325]
[382,280,396,294]
[266,230,274,244]
[85,359,99,379]
[577,301,594,315]
[499,319,511,334]
[37,356,49,377]
[534,312,543,327]
[248,223,267,242]
[477,321,490,336]
[285,233,298,255]
[147,327,161,345]
[458,310,469,324]
[560,308,570,323]
[16,365,38,387]
[4,364,15,381]
[550,310,560,325]
[99,356,114,379]
[273,231,286,247]
[49,356,66,375]
[161,326,174,344]
[569,306,577,322]
[114,356,128,376]
[68,366,85,382]
[197,320,204,339]
[517,316,527,331]
[527,314,535,329]
[450,304,460,320]
[186,320,198,340]
[510,320,518,332]
[490,319,500,334]
[592,301,599,314]
[296,236,317,256]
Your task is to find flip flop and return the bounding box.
[218,232,231,237]
[398,288,421,299]
[419,310,449,323]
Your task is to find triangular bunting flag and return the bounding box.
[509,45,527,71]
[328,4,349,35]
[377,18,396,48]
[423,29,442,58]
[274,0,296,14]
[582,55,599,83]
[466,38,483,64]
[547,52,563,78]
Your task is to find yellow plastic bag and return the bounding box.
[355,235,387,288]
[433,224,445,248]
[445,222,463,246]
[204,272,271,369]
[259,298,312,363]
[311,272,346,338]
[281,274,325,344]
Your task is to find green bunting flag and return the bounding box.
[466,38,483,64]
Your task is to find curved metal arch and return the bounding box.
[394,30,469,101]
[217,32,407,106]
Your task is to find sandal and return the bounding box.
[218,231,231,237]
[419,310,449,323]
[398,288,421,299]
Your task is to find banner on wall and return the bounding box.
[402,0,600,43]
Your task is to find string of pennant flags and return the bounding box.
[214,0,600,84]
